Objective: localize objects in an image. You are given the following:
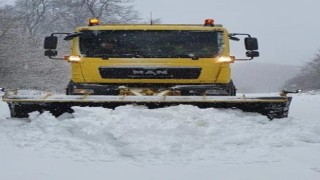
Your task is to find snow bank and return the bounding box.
[1,95,319,163]
[1,92,320,179]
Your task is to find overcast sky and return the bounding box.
[134,0,319,65]
[4,0,319,66]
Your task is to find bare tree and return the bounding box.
[22,0,141,36]
[1,0,141,91]
[0,5,19,52]
[284,50,320,90]
[14,0,50,38]
[79,0,140,23]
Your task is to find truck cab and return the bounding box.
[44,18,259,96]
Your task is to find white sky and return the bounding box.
[4,0,319,65]
[134,0,319,65]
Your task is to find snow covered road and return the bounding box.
[1,92,320,180]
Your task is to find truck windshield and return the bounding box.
[79,30,224,58]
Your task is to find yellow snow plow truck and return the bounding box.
[3,18,295,119]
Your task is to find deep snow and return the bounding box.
[1,92,320,180]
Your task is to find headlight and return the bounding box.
[217,56,235,63]
[64,55,81,62]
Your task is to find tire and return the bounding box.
[66,81,74,95]
[228,80,237,96]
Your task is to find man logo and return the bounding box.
[132,69,168,75]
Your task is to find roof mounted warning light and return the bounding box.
[89,18,100,26]
[204,19,214,26]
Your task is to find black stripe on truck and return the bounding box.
[99,67,202,79]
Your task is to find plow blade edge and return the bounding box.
[2,94,292,119]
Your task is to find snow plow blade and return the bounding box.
[2,91,292,120]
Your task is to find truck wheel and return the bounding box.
[228,80,237,96]
[66,81,74,95]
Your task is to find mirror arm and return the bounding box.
[64,32,83,41]
[229,33,252,38]
[44,33,73,60]
[49,32,80,41]
[48,56,65,60]
[235,57,254,61]
[229,33,252,41]
[50,32,70,37]
[229,36,240,41]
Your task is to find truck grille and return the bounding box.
[99,67,201,79]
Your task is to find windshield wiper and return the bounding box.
[64,32,84,41]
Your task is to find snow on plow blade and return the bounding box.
[2,91,292,120]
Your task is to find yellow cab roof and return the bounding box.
[75,24,226,32]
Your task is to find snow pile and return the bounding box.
[1,92,320,179]
[1,97,320,164]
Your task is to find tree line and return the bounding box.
[284,50,320,91]
[0,0,140,92]
[3,0,318,93]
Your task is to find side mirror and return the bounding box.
[45,50,58,57]
[44,36,58,49]
[245,37,258,50]
[246,50,260,58]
